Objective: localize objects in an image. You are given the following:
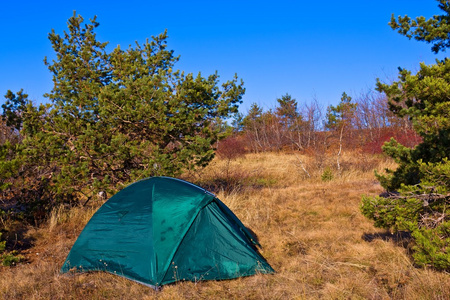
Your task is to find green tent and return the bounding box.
[61,177,274,288]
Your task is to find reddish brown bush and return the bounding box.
[216,136,247,160]
[362,127,421,154]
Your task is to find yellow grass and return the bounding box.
[1,152,449,299]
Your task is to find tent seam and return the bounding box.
[157,196,214,285]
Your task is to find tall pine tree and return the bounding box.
[2,12,245,221]
[361,0,450,271]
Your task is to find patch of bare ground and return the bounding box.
[1,152,449,299]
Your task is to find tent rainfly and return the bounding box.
[61,176,274,289]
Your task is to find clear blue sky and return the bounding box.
[0,1,446,112]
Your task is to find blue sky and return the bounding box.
[0,1,446,112]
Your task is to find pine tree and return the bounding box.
[275,93,299,124]
[325,92,357,132]
[2,12,245,221]
[361,0,450,271]
[275,94,304,149]
[2,90,29,131]
[325,92,357,171]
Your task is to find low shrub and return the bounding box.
[321,167,334,182]
[216,136,247,161]
[0,233,5,252]
[0,232,24,267]
[361,159,450,271]
[1,250,23,266]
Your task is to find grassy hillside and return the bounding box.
[1,152,449,299]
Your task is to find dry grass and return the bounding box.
[1,151,449,299]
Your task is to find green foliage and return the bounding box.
[411,222,450,270]
[321,167,333,182]
[374,0,450,191]
[0,141,21,191]
[1,12,244,223]
[276,93,300,122]
[0,91,27,194]
[0,232,23,266]
[242,103,263,130]
[360,194,422,231]
[362,1,450,271]
[1,251,23,266]
[231,112,244,133]
[361,159,450,271]
[0,233,5,252]
[275,93,303,134]
[379,1,450,191]
[2,90,29,131]
[40,12,242,188]
[374,138,418,191]
[325,92,357,131]
[375,61,450,191]
[389,0,450,54]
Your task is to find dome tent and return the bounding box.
[61,176,274,289]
